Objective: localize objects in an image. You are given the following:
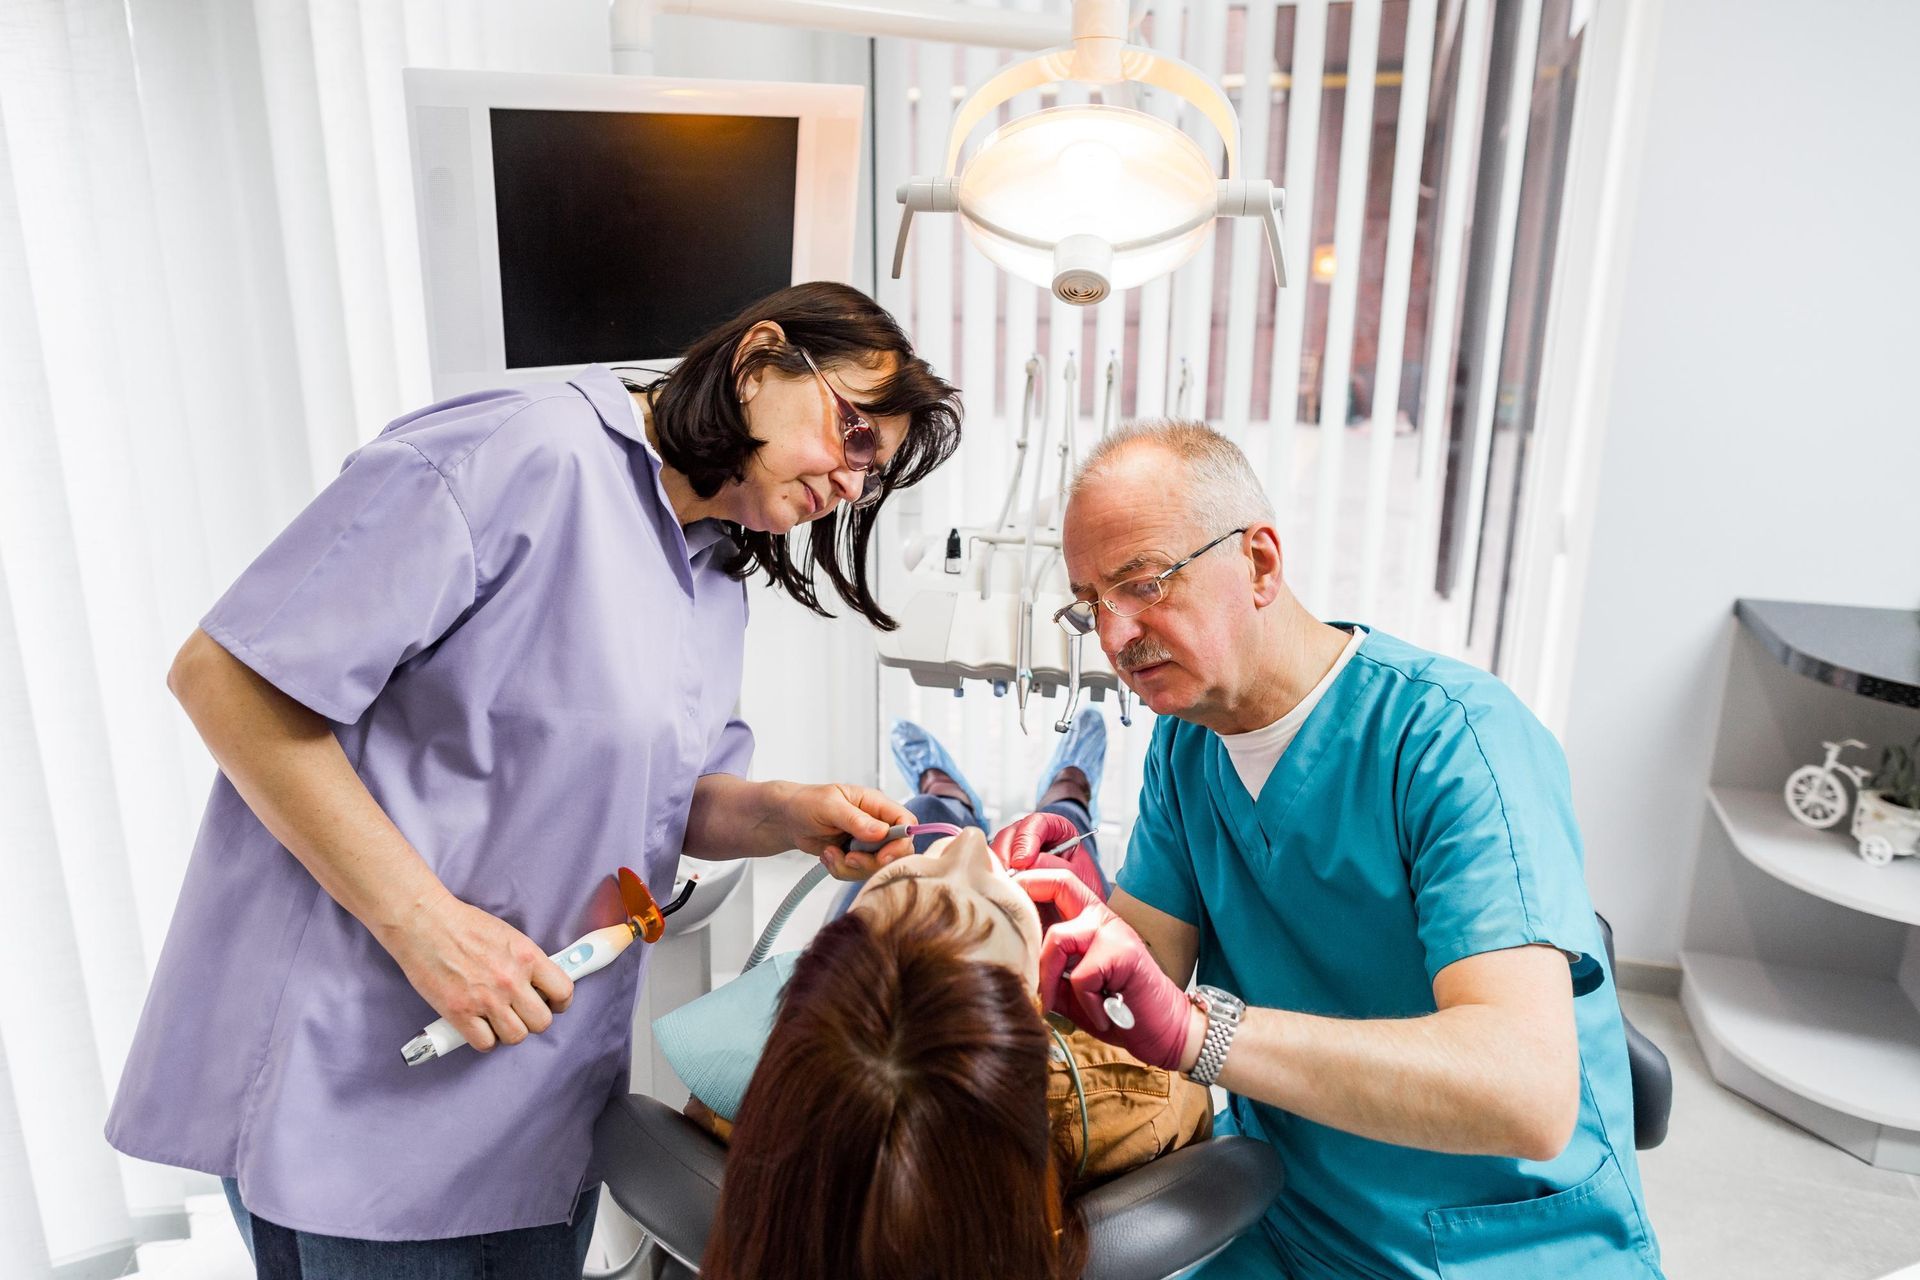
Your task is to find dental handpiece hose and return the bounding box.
[401,922,639,1066]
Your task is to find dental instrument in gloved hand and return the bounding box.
[401,868,694,1066]
[1017,866,1194,1070]
[991,812,1106,904]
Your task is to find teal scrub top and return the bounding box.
[1120,627,1662,1280]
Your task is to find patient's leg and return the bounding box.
[1032,773,1109,897]
[1038,766,1091,813]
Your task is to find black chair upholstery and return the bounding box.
[592,1093,1285,1280]
[1596,913,1672,1149]
[1077,1135,1285,1280]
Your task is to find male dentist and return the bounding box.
[1012,421,1662,1279]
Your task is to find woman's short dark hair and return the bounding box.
[624,281,961,630]
[703,883,1088,1280]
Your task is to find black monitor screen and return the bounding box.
[490,108,799,369]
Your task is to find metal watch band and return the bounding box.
[1185,984,1244,1087]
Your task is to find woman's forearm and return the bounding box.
[684,773,914,875]
[169,629,451,941]
[683,774,799,860]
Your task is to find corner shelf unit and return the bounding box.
[1681,600,1920,1173]
[1707,786,1920,927]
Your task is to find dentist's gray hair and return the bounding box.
[1069,419,1276,534]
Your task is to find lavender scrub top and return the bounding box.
[105,367,753,1241]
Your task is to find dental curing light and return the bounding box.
[402,867,694,1066]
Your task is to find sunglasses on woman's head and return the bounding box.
[798,348,887,509]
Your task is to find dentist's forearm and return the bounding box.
[1210,1004,1579,1161]
[167,629,453,938]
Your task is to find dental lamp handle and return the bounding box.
[891,179,959,280]
[401,923,636,1067]
[1217,179,1289,288]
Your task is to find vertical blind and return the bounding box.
[871,0,1584,839]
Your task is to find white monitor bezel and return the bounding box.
[403,68,865,398]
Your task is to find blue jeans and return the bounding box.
[826,792,1105,922]
[221,1178,598,1280]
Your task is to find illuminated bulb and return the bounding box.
[1058,138,1122,190]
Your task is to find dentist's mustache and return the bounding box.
[1117,638,1173,672]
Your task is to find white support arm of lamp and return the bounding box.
[610,0,1070,74]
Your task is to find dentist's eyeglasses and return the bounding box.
[798,347,886,510]
[1052,528,1248,635]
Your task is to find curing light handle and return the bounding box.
[401,923,635,1066]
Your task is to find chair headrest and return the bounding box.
[594,1094,1285,1279]
[1595,912,1675,1149]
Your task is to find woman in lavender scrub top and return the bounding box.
[105,282,962,1277]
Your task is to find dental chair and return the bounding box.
[590,908,1662,1279]
[593,1092,1283,1280]
[1598,913,1673,1149]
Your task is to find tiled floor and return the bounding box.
[1626,990,1920,1279]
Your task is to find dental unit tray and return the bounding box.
[876,352,1134,733]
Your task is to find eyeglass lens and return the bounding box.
[841,416,878,470]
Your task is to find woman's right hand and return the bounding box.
[383,895,575,1052]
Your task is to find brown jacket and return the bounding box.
[1045,1019,1214,1181]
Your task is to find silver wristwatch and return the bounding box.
[1185,984,1245,1087]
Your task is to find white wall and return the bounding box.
[645,14,888,791]
[1558,0,1920,965]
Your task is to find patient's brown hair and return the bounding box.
[703,882,1088,1280]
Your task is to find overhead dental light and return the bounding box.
[892,0,1290,305]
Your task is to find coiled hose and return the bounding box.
[742,862,831,971]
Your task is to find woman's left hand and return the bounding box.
[782,782,915,879]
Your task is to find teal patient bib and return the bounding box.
[651,953,796,1121]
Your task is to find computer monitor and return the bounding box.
[404,69,864,398]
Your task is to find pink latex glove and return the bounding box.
[990,812,1107,905]
[1016,868,1199,1072]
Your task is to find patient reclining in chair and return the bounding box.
[654,819,1213,1280]
[657,823,1212,1171]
